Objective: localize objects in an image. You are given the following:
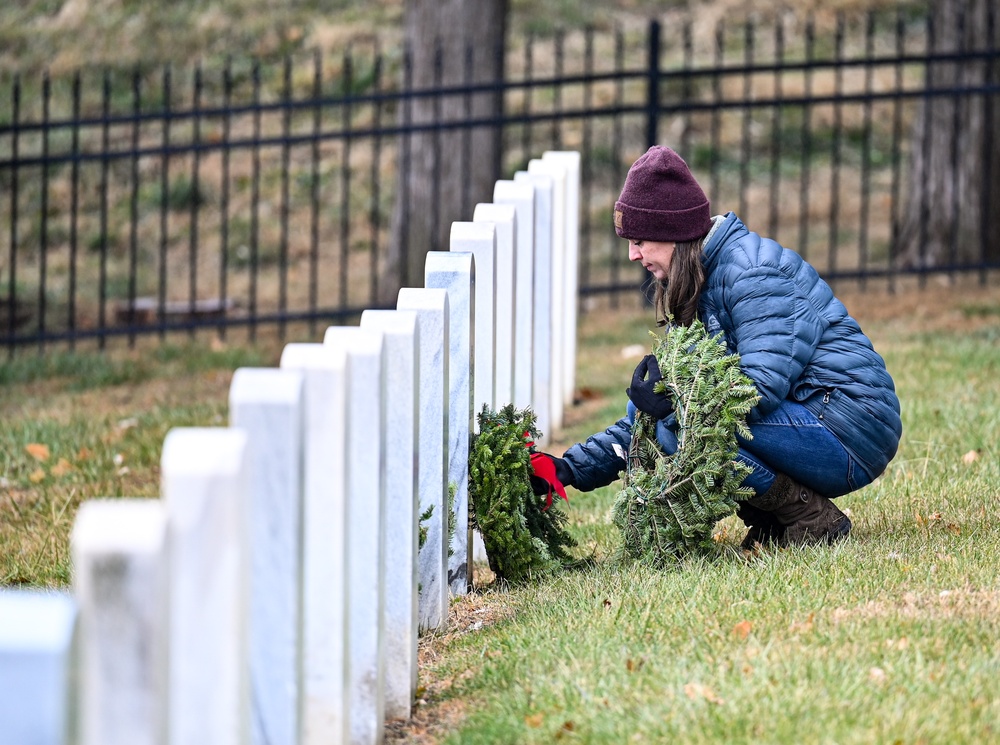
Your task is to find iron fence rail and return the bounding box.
[1,6,998,351]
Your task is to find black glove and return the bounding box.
[529,453,575,496]
[627,354,674,420]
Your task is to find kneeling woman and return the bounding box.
[534,146,902,547]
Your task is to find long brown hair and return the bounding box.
[654,237,706,327]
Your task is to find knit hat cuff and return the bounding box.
[614,200,712,243]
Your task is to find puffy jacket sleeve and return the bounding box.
[725,259,825,417]
[561,416,632,492]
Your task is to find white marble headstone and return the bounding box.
[229,368,305,745]
[359,309,419,721]
[424,251,475,596]
[396,288,450,631]
[450,221,497,421]
[515,170,555,444]
[543,150,581,408]
[323,326,386,745]
[279,343,349,745]
[493,180,535,412]
[161,428,249,745]
[473,203,517,408]
[0,590,78,745]
[72,499,168,745]
[528,158,568,433]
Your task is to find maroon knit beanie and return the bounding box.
[614,146,712,243]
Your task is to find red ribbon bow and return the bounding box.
[525,431,568,511]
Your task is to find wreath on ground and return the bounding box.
[468,404,577,584]
[612,320,761,567]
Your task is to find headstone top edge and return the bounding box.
[515,170,554,188]
[473,203,517,222]
[493,180,535,199]
[0,589,76,648]
[528,159,568,179]
[425,250,474,273]
[280,341,347,371]
[161,427,248,476]
[360,308,419,335]
[542,150,581,163]
[323,325,385,358]
[230,367,304,405]
[450,221,496,240]
[71,497,166,553]
[397,287,449,312]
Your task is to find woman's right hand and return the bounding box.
[627,354,674,420]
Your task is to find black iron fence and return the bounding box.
[2,6,999,351]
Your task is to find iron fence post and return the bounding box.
[646,19,661,149]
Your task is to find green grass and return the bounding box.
[2,286,999,742]
[0,338,276,586]
[407,286,1000,744]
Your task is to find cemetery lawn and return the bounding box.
[2,281,999,743]
[395,280,1000,744]
[0,339,274,586]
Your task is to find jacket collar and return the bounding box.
[701,212,746,272]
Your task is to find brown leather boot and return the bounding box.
[748,473,852,546]
[735,502,785,550]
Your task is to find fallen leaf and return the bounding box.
[626,657,646,673]
[76,447,93,461]
[555,720,576,739]
[684,682,724,705]
[962,449,980,465]
[51,458,73,477]
[525,713,544,728]
[602,598,612,609]
[789,612,815,634]
[29,469,46,483]
[732,620,752,640]
[25,443,50,462]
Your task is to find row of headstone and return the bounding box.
[0,150,581,745]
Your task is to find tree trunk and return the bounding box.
[896,0,1000,269]
[380,0,508,303]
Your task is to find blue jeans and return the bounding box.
[628,400,869,499]
[738,401,870,498]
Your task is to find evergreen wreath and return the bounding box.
[468,403,577,583]
[612,320,761,566]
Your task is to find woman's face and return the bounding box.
[628,239,676,280]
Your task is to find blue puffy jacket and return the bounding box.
[563,212,902,492]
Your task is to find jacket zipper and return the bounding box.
[818,390,831,420]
